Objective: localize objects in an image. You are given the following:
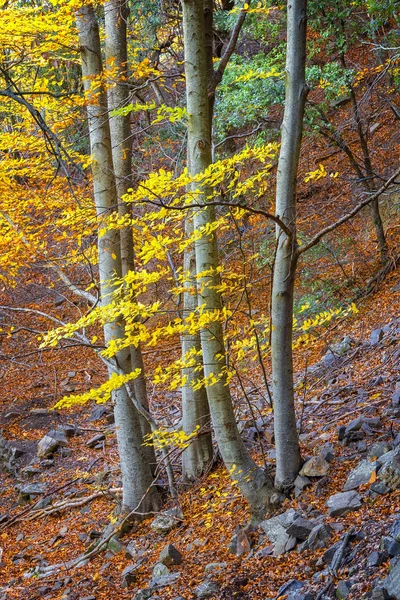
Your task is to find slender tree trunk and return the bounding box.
[181,212,213,481]
[76,4,160,515]
[271,0,307,491]
[104,0,157,473]
[182,0,278,519]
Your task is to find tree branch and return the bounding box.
[298,166,400,256]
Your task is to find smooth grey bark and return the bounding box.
[182,0,278,518]
[104,0,157,473]
[76,4,160,515]
[181,212,213,481]
[271,0,307,491]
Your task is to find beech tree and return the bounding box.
[76,3,160,516]
[270,0,307,490]
[181,0,280,518]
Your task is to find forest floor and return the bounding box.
[0,261,400,600]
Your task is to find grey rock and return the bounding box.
[33,496,52,510]
[149,573,180,588]
[378,450,398,466]
[194,579,220,599]
[381,536,400,556]
[204,562,227,574]
[132,589,153,600]
[300,455,330,477]
[86,434,105,448]
[17,483,47,499]
[370,328,385,344]
[380,449,400,489]
[390,517,400,542]
[343,460,377,491]
[159,544,182,566]
[121,564,137,588]
[295,475,312,491]
[321,444,335,463]
[152,563,170,579]
[326,491,362,517]
[382,558,400,598]
[37,431,67,458]
[306,523,333,551]
[277,579,303,597]
[336,580,351,599]
[369,443,393,460]
[260,510,299,556]
[371,482,391,495]
[151,507,183,534]
[286,517,315,540]
[367,551,385,568]
[370,589,392,600]
[229,525,251,556]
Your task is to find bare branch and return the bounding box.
[298,166,400,256]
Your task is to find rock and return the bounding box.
[370,328,385,344]
[370,588,393,600]
[321,444,335,463]
[367,551,385,568]
[380,450,400,489]
[229,525,251,557]
[378,450,398,466]
[390,517,400,542]
[277,579,304,597]
[294,475,312,491]
[159,544,182,566]
[194,579,220,599]
[300,455,330,477]
[37,431,67,458]
[306,523,332,550]
[326,491,362,517]
[369,443,393,459]
[107,536,124,554]
[336,580,351,598]
[33,496,52,510]
[204,562,227,574]
[121,564,137,588]
[151,507,183,535]
[343,460,377,491]
[58,424,78,438]
[17,483,47,501]
[89,405,111,421]
[371,482,391,495]
[132,589,153,600]
[260,510,300,556]
[382,559,400,598]
[86,434,105,448]
[381,537,400,557]
[286,517,315,540]
[149,571,180,587]
[0,514,9,524]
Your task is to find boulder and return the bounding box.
[37,430,67,458]
[286,517,315,541]
[370,328,384,344]
[151,507,183,534]
[204,562,227,574]
[132,589,153,600]
[307,523,333,551]
[367,551,385,568]
[382,559,400,598]
[381,536,400,557]
[152,563,170,578]
[86,433,105,448]
[336,580,351,599]
[121,564,138,588]
[343,460,377,491]
[300,455,330,477]
[277,579,304,597]
[380,450,400,490]
[326,491,362,517]
[194,580,220,599]
[159,544,182,566]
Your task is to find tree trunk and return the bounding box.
[104,0,157,474]
[182,0,278,519]
[76,4,160,515]
[181,212,213,481]
[271,0,307,491]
